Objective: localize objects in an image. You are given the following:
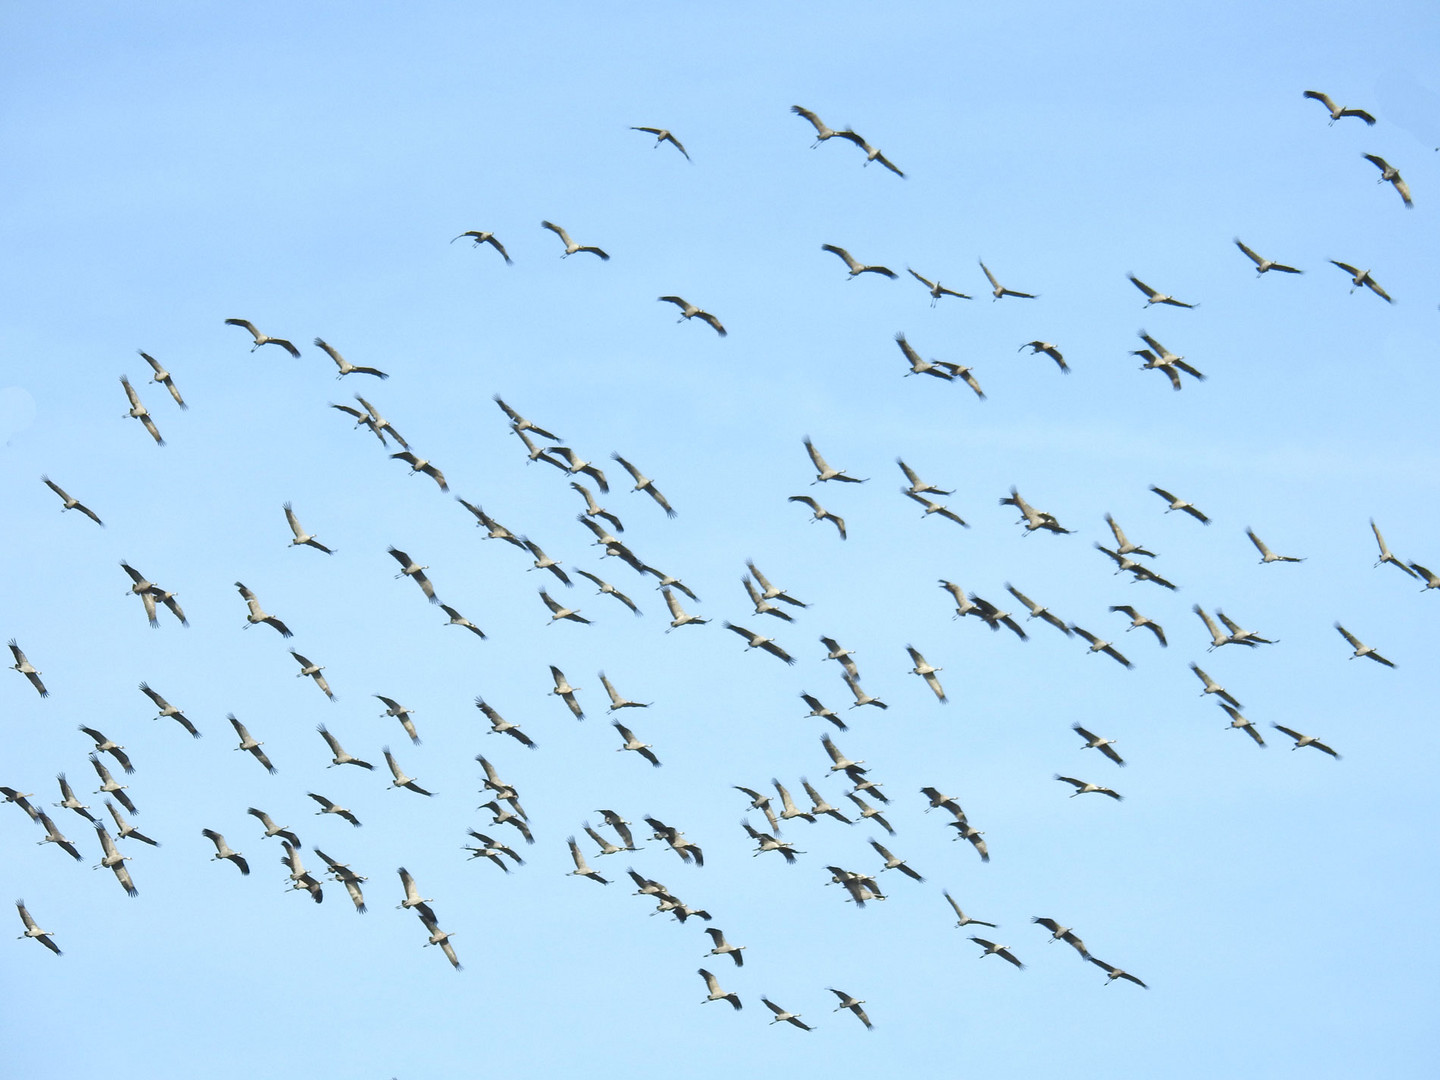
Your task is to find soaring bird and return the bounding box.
[821,244,897,279]
[1362,154,1413,208]
[724,623,795,665]
[1149,485,1210,523]
[657,296,724,336]
[1019,341,1069,373]
[1303,90,1375,126]
[139,682,200,737]
[1070,627,1132,668]
[597,671,650,712]
[595,810,635,851]
[1408,563,1440,591]
[788,495,847,539]
[93,823,138,897]
[282,503,333,554]
[1089,957,1148,987]
[571,482,624,533]
[36,812,83,861]
[390,451,449,491]
[1000,487,1069,534]
[904,645,947,701]
[565,837,609,884]
[549,665,585,719]
[1109,606,1166,647]
[450,230,512,263]
[41,476,104,526]
[312,338,387,379]
[631,125,690,159]
[746,560,807,608]
[968,595,1029,640]
[704,927,745,967]
[419,913,461,970]
[944,891,996,929]
[375,695,421,744]
[138,350,187,408]
[289,650,335,701]
[800,778,852,824]
[1334,623,1395,667]
[828,989,872,1029]
[833,128,905,176]
[119,561,161,627]
[313,849,368,912]
[387,546,439,603]
[699,968,742,1009]
[970,937,1024,969]
[611,720,660,767]
[539,588,588,624]
[1032,917,1091,959]
[1054,775,1123,800]
[869,839,923,882]
[1219,703,1266,747]
[473,696,537,749]
[897,458,952,497]
[903,489,969,526]
[89,754,136,815]
[1330,261,1392,303]
[1246,527,1304,563]
[235,582,293,637]
[105,801,157,845]
[1234,239,1302,275]
[1004,585,1071,637]
[382,747,434,795]
[9,640,48,697]
[1128,273,1196,308]
[225,318,301,356]
[575,569,640,615]
[120,375,165,445]
[1370,520,1416,577]
[979,259,1036,300]
[353,395,409,448]
[540,220,609,259]
[15,900,60,955]
[228,715,276,774]
[309,793,361,827]
[1073,724,1125,766]
[662,587,707,631]
[493,395,560,442]
[246,807,302,846]
[611,453,677,516]
[79,726,134,774]
[201,829,250,875]
[1272,725,1340,757]
[2,788,40,824]
[1215,610,1277,647]
[439,603,486,638]
[847,793,893,834]
[894,332,968,381]
[790,105,841,146]
[906,268,970,305]
[761,998,813,1030]
[52,773,94,824]
[1189,662,1242,708]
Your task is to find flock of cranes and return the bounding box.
[7,89,1430,1059]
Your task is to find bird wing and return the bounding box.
[540,220,572,246]
[1334,623,1362,648]
[1303,90,1337,111]
[1128,274,1159,300]
[821,244,859,271]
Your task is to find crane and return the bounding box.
[224,318,301,356]
[139,682,200,737]
[540,220,609,259]
[119,375,164,445]
[450,230,512,263]
[235,582,293,637]
[1303,90,1375,125]
[201,829,250,875]
[41,476,104,526]
[821,244,897,279]
[631,126,690,160]
[138,350,187,408]
[15,900,60,955]
[228,715,276,774]
[284,503,334,553]
[312,338,388,379]
[657,296,724,336]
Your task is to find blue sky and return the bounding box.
[3,4,1438,1078]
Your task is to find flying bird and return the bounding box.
[93,823,138,897]
[225,318,301,356]
[662,587,708,630]
[631,125,690,159]
[53,773,95,823]
[1073,724,1125,766]
[1303,90,1375,126]
[539,588,588,624]
[1004,585,1071,636]
[905,645,947,701]
[313,849,368,912]
[821,244,897,279]
[282,503,333,554]
[1109,606,1166,647]
[657,296,724,336]
[36,812,82,861]
[9,641,48,697]
[41,476,104,525]
[869,839,924,882]
[761,998,813,1030]
[540,220,609,259]
[120,375,164,445]
[440,603,486,638]
[611,720,660,767]
[970,937,1024,969]
[724,622,796,665]
[387,546,439,603]
[1089,957,1148,987]
[1149,486,1209,523]
[289,650,335,701]
[139,682,200,737]
[746,560,807,608]
[1370,520,1416,577]
[1032,917,1091,959]
[575,569,640,615]
[833,128,905,176]
[944,891,996,929]
[136,350,187,408]
[1330,261,1392,303]
[309,793,361,827]
[1069,626,1133,668]
[474,697,537,749]
[703,927,745,967]
[235,582,293,637]
[312,338,388,379]
[15,900,60,955]
[907,268,970,305]
[79,726,134,774]
[246,807,302,846]
[611,453,677,516]
[419,912,461,970]
[1220,703,1266,747]
[383,747,435,795]
[201,829,250,875]
[828,989,872,1029]
[1246,527,1303,563]
[1128,273,1196,308]
[699,968,742,1010]
[1019,341,1068,373]
[375,695,421,744]
[1054,775,1123,800]
[89,754,136,815]
[1272,725,1340,757]
[228,715,276,774]
[1361,154,1413,207]
[390,451,449,491]
[788,495,847,539]
[979,259,1036,300]
[450,230,512,263]
[1334,623,1395,667]
[1234,239,1302,275]
[549,665,585,719]
[1190,663,1241,708]
[790,105,841,146]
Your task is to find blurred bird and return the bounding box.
[979,259,1036,300]
[632,125,690,159]
[450,230,512,263]
[138,350,187,407]
[41,476,104,526]
[202,829,250,875]
[822,244,897,279]
[313,338,387,379]
[1361,154,1413,207]
[120,375,164,446]
[225,318,300,356]
[657,296,724,336]
[1303,90,1375,125]
[541,220,609,259]
[228,715,275,774]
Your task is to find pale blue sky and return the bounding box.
[3,4,1438,1078]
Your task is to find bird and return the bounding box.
[820,734,864,775]
[631,125,690,159]
[387,546,440,603]
[762,998,813,1030]
[375,695,421,744]
[120,375,165,445]
[979,259,1036,300]
[788,495,846,539]
[540,220,608,259]
[352,395,409,448]
[119,560,162,627]
[724,622,795,665]
[939,580,979,619]
[1246,527,1304,563]
[1073,724,1125,766]
[944,891,996,929]
[135,349,188,408]
[1362,154,1413,207]
[235,582,293,637]
[1150,485,1210,523]
[828,988,872,1029]
[440,603,486,638]
[800,778,853,824]
[150,586,188,627]
[657,296,724,336]
[93,823,138,897]
[549,665,585,719]
[699,968,742,1009]
[1055,775,1123,800]
[578,822,624,859]
[418,912,461,971]
[734,788,781,834]
[833,128,905,176]
[101,808,153,846]
[201,829,250,875]
[1370,520,1416,577]
[1234,239,1302,275]
[381,747,434,796]
[79,726,134,774]
[821,244,897,279]
[1032,917,1091,959]
[473,697,537,749]
[1019,341,1069,372]
[53,773,95,823]
[970,937,1024,969]
[790,105,841,146]
[15,900,60,955]
[595,810,635,850]
[312,849,368,912]
[289,650,335,701]
[1128,273,1196,308]
[467,830,526,869]
[703,927,745,967]
[1303,90,1376,126]
[968,595,1029,640]
[905,645,947,701]
[390,451,449,491]
[35,812,82,861]
[41,476,104,526]
[869,839,924,882]
[1108,606,1166,647]
[329,401,386,443]
[896,459,952,498]
[841,672,888,710]
[312,337,388,379]
[1004,585,1071,637]
[804,436,866,485]
[2,787,40,824]
[661,587,707,631]
[1098,545,1179,589]
[1408,563,1440,590]
[396,868,437,922]
[138,682,200,737]
[539,587,589,624]
[846,793,893,834]
[246,807,302,846]
[450,229,512,262]
[611,720,660,766]
[8,641,48,698]
[493,395,561,442]
[480,801,533,844]
[1272,725,1340,757]
[646,817,703,865]
[1089,956,1148,987]
[228,715,276,774]
[279,842,324,903]
[746,560,807,608]
[1216,610,1276,647]
[772,779,817,825]
[225,318,301,356]
[1334,623,1395,667]
[282,503,333,554]
[1189,663,1242,708]
[611,453,677,516]
[1219,703,1266,747]
[598,671,650,711]
[566,837,609,884]
[89,754,136,815]
[1331,261,1393,303]
[571,482,625,532]
[309,793,361,827]
[906,268,970,305]
[575,570,640,615]
[948,820,990,861]
[740,575,795,621]
[517,538,571,587]
[1000,487,1070,534]
[1194,605,1236,650]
